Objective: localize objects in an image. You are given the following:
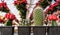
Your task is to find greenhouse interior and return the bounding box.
[0,0,60,35]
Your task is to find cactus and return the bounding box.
[33,8,43,26]
[5,20,12,26]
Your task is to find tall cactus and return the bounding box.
[33,7,43,26]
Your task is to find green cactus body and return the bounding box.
[52,20,57,26]
[5,20,12,26]
[33,7,43,26]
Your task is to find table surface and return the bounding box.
[14,32,33,35]
[14,32,48,35]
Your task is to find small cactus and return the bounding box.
[5,20,12,26]
[33,7,43,26]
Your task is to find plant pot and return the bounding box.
[33,26,46,35]
[0,26,14,35]
[18,26,31,35]
[48,26,60,35]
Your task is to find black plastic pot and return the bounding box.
[48,26,60,35]
[0,26,14,35]
[33,26,46,35]
[18,26,31,35]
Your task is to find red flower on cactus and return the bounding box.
[48,6,53,11]
[0,3,3,9]
[48,14,53,20]
[56,0,60,3]
[14,0,19,5]
[48,14,58,21]
[52,14,58,20]
[47,2,58,12]
[14,0,27,5]
[58,12,60,14]
[22,0,27,3]
[0,1,10,12]
[5,6,9,11]
[0,1,9,10]
[53,2,58,7]
[5,13,16,20]
[0,16,5,23]
[1,1,7,7]
[47,4,54,11]
[0,19,4,23]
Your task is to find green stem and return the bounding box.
[52,20,57,26]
